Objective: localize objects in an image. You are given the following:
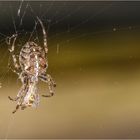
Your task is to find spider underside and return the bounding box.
[7,17,56,113]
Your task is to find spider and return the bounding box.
[7,17,56,113]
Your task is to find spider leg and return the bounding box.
[11,84,29,113]
[9,52,21,75]
[6,34,17,52]
[39,74,56,97]
[37,17,48,54]
[8,96,19,101]
[10,75,29,113]
[8,34,21,75]
[11,54,20,71]
[8,83,25,102]
[9,66,20,75]
[12,104,20,114]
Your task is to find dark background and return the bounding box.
[1,1,140,35]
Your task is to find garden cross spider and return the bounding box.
[7,17,56,113]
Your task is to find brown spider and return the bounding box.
[7,17,56,113]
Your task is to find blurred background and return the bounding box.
[1,1,140,139]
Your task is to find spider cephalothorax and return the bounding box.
[7,17,56,113]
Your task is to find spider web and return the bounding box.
[0,0,139,139]
[0,1,115,91]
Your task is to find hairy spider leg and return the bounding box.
[37,16,48,54]
[7,34,22,101]
[8,82,26,101]
[39,74,56,97]
[12,81,29,113]
[8,34,21,73]
[37,17,56,97]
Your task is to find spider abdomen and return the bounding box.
[19,41,47,76]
